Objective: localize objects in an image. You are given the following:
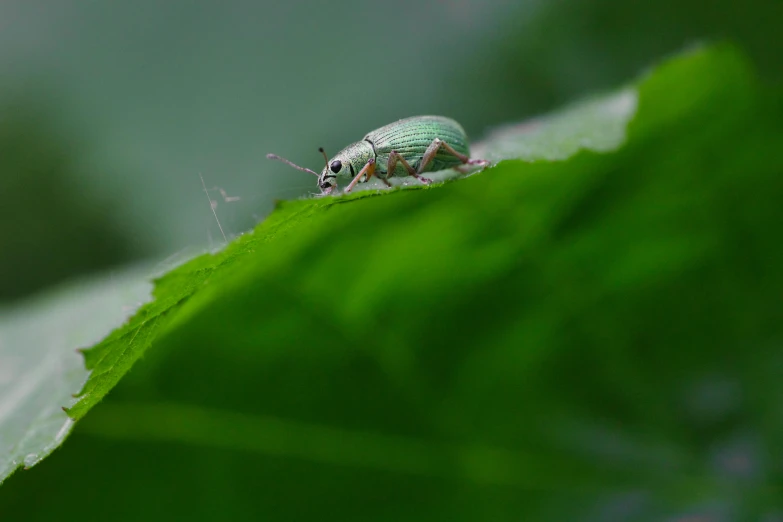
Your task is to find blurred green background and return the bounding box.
[2,0,780,303]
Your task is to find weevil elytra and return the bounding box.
[267,115,488,196]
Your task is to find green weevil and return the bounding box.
[267,115,488,196]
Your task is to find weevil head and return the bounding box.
[317,155,347,194]
[317,141,375,194]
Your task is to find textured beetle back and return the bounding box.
[365,115,470,173]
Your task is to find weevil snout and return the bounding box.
[318,178,335,194]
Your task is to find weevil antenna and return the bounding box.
[266,153,319,176]
[318,147,330,171]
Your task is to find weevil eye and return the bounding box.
[330,160,342,173]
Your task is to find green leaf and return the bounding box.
[473,87,637,161]
[0,264,155,484]
[61,66,641,423]
[3,42,783,520]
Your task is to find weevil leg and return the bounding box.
[373,166,393,188]
[345,158,377,193]
[387,151,432,185]
[418,138,489,174]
